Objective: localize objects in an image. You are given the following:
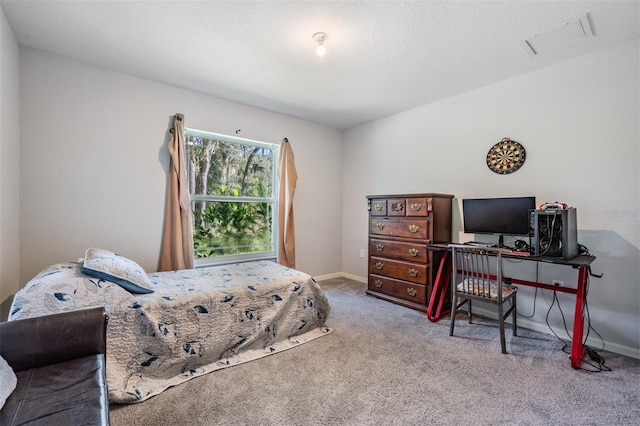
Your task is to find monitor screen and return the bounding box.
[462,196,536,236]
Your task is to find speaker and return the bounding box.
[529,208,578,260]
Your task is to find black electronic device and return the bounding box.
[529,208,578,260]
[462,196,536,247]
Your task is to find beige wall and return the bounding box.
[0,5,20,313]
[18,47,343,283]
[342,40,640,357]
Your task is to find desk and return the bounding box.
[426,244,596,369]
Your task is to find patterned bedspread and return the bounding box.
[9,260,331,403]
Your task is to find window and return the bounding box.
[185,128,279,266]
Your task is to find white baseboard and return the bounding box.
[462,305,640,360]
[515,316,639,360]
[315,272,366,283]
[312,272,639,360]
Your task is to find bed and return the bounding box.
[9,249,331,404]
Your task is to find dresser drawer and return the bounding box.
[369,275,426,304]
[370,199,387,216]
[369,239,428,263]
[386,198,406,216]
[369,257,428,284]
[370,218,430,240]
[406,197,431,217]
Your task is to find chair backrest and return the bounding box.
[449,245,511,300]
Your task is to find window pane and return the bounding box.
[186,134,274,198]
[185,129,278,264]
[192,201,274,259]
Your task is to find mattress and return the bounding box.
[9,260,331,403]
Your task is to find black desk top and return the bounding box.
[427,243,596,267]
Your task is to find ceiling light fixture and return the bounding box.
[313,32,327,57]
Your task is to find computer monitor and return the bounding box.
[462,196,536,247]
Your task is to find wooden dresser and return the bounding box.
[366,193,453,312]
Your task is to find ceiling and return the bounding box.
[1,1,638,130]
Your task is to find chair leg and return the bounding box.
[449,292,458,336]
[467,300,473,323]
[498,302,507,354]
[512,297,517,337]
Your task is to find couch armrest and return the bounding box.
[0,307,107,372]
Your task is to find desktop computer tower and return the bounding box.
[529,208,578,260]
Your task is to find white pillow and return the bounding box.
[81,248,154,294]
[0,355,17,410]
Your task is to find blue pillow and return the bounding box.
[81,248,154,294]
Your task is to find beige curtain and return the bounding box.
[278,138,298,268]
[159,113,194,271]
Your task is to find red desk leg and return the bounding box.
[571,266,590,368]
[427,252,451,322]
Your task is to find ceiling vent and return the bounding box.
[520,14,594,56]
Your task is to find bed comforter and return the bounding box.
[9,260,331,403]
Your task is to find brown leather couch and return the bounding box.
[0,307,110,425]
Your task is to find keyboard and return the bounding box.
[463,241,495,247]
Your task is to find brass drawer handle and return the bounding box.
[374,204,384,211]
[392,203,404,212]
[374,279,383,288]
[376,243,384,252]
[408,224,419,233]
[408,248,419,257]
[407,288,418,297]
[408,269,418,277]
[410,203,422,212]
[375,262,384,270]
[376,223,385,230]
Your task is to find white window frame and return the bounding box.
[184,128,280,267]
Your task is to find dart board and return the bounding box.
[486,138,526,174]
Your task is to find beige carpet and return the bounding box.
[110,277,640,425]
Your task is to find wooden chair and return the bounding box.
[448,244,517,354]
